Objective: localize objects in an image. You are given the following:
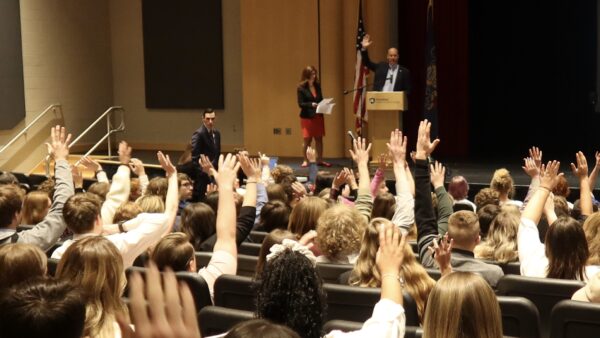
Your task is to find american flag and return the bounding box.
[353,0,369,136]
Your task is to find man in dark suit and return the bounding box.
[360,34,410,92]
[190,109,221,201]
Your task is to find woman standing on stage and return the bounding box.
[297,65,330,167]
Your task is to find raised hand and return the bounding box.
[46,125,71,161]
[70,165,83,189]
[258,152,270,166]
[292,181,307,200]
[522,157,540,178]
[199,154,215,176]
[238,153,261,182]
[529,146,543,170]
[540,160,562,190]
[378,153,389,171]
[299,230,318,250]
[117,263,201,338]
[430,161,446,189]
[80,156,102,172]
[157,151,176,178]
[332,170,349,189]
[416,120,440,160]
[361,34,373,49]
[306,146,317,164]
[349,137,372,166]
[214,154,240,190]
[570,151,589,179]
[129,158,146,177]
[206,183,218,194]
[118,141,132,165]
[429,233,453,276]
[345,168,358,190]
[376,221,407,275]
[387,129,407,165]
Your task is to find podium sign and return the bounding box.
[365,92,407,161]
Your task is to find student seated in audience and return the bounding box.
[0,278,86,338]
[370,153,391,198]
[112,201,142,225]
[151,154,242,299]
[225,319,301,338]
[448,175,477,211]
[584,212,600,265]
[50,151,178,268]
[316,204,366,264]
[56,236,127,338]
[422,272,503,338]
[518,152,599,280]
[288,196,328,239]
[474,187,500,210]
[0,243,47,289]
[414,120,503,287]
[87,181,110,200]
[491,168,523,207]
[552,175,573,209]
[349,218,436,323]
[474,207,520,263]
[20,190,51,226]
[0,125,74,249]
[572,271,600,303]
[254,200,290,232]
[181,202,217,251]
[178,173,194,214]
[255,229,298,278]
[477,204,500,239]
[371,192,396,220]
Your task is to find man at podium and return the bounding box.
[361,34,410,92]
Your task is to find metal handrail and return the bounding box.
[45,106,125,176]
[0,103,62,154]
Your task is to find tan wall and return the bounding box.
[0,0,114,172]
[108,0,244,152]
[241,0,392,158]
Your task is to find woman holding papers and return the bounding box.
[297,65,331,167]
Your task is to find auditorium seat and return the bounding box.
[47,258,59,277]
[408,241,418,254]
[213,274,256,311]
[550,300,600,338]
[239,242,261,256]
[195,251,212,268]
[496,275,584,338]
[316,263,353,284]
[498,296,541,338]
[249,230,268,243]
[237,254,258,277]
[424,268,442,281]
[198,305,253,337]
[323,283,419,326]
[323,320,362,332]
[45,241,64,258]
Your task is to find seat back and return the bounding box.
[175,271,212,312]
[424,268,442,281]
[125,267,211,312]
[195,251,212,268]
[237,254,258,277]
[47,258,59,277]
[323,283,419,326]
[500,261,521,275]
[198,305,253,337]
[408,241,418,254]
[497,296,541,338]
[213,274,257,311]
[550,300,600,338]
[496,275,584,338]
[249,231,268,243]
[316,263,353,284]
[239,242,262,256]
[323,320,362,332]
[45,241,64,258]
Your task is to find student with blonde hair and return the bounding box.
[422,272,503,338]
[475,208,520,263]
[316,204,366,264]
[491,168,522,207]
[287,196,328,238]
[20,190,51,225]
[56,236,127,338]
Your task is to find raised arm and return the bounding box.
[350,137,373,221]
[521,161,561,224]
[387,129,414,232]
[130,158,149,195]
[212,154,241,257]
[101,141,132,225]
[377,222,407,304]
[414,120,440,268]
[521,155,541,210]
[571,151,593,218]
[80,156,109,183]
[19,126,74,250]
[431,161,452,237]
[360,34,378,71]
[158,151,179,234]
[235,154,259,244]
[370,154,388,197]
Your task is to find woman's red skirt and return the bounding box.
[301,115,325,138]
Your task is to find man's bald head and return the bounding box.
[387,48,399,66]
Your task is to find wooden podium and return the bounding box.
[365,91,407,160]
